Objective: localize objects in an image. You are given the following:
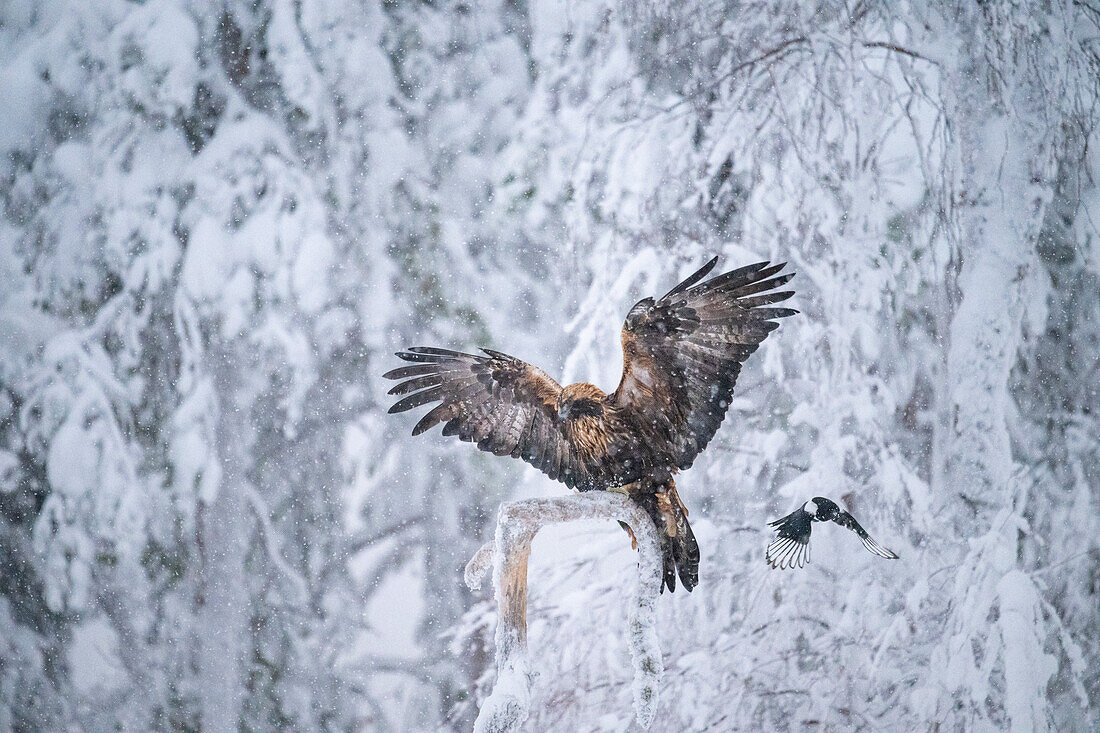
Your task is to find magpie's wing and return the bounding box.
[834,511,899,559]
[765,507,812,569]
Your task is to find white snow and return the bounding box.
[0,1,1096,730]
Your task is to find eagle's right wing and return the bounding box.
[612,257,797,469]
[383,347,596,489]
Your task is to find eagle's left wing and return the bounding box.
[611,257,796,468]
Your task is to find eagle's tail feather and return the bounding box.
[671,510,700,592]
[661,534,678,593]
[632,483,699,593]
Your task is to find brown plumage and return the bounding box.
[383,257,796,592]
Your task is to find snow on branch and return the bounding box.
[465,492,663,732]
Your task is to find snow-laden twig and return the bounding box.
[465,492,663,732]
[243,485,310,605]
[464,542,494,592]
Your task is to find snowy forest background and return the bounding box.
[1,0,1098,730]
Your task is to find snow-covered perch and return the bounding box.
[465,493,664,732]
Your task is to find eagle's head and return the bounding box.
[557,383,607,421]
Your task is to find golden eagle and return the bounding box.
[384,257,796,592]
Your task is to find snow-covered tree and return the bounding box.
[460,1,1100,730]
[1,0,1096,730]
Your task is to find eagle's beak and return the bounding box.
[557,403,570,420]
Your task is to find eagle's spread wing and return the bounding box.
[383,347,594,488]
[612,257,796,468]
[834,511,900,559]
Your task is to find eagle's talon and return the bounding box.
[619,520,639,550]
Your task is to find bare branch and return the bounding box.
[244,485,310,604]
[862,41,940,65]
[348,513,427,555]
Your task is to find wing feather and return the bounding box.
[382,363,448,380]
[384,349,597,488]
[413,403,455,436]
[388,385,448,413]
[736,291,797,308]
[659,256,719,299]
[766,535,810,570]
[612,259,796,468]
[387,373,446,396]
[835,511,900,559]
[697,265,790,296]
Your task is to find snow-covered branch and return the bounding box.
[465,493,663,732]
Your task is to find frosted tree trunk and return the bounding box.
[195,349,252,731]
[937,16,1053,530]
[465,493,664,732]
[931,12,1063,728]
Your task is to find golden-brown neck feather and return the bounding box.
[559,382,607,402]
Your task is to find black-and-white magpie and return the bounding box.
[766,497,899,569]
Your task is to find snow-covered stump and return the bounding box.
[465,493,664,732]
